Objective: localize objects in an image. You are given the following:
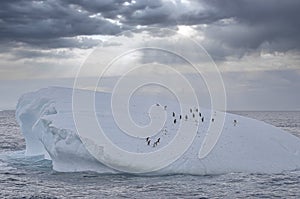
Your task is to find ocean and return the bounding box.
[0,110,299,198]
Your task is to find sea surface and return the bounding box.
[0,110,299,198]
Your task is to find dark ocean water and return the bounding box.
[0,110,299,199]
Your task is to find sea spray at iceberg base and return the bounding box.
[16,87,300,175]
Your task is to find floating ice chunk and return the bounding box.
[15,87,300,174]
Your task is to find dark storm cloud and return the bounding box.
[0,0,121,47]
[200,0,300,55]
[120,0,176,26]
[66,0,162,19]
[1,0,300,57]
[64,0,126,13]
[204,0,300,26]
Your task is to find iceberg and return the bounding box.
[16,87,300,174]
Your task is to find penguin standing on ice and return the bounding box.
[173,112,175,117]
[147,140,151,145]
[174,119,177,124]
[233,119,238,126]
[190,108,192,113]
[201,117,204,122]
[193,113,195,118]
[179,115,182,119]
[185,115,188,120]
[199,112,201,117]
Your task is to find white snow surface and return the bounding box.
[16,87,300,175]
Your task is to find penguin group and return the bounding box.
[146,137,161,147]
[144,103,225,148]
[172,106,205,124]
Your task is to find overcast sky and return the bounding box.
[0,0,300,110]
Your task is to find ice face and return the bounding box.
[16,87,300,174]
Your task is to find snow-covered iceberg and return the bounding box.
[16,87,300,174]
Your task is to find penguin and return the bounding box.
[193,113,195,118]
[185,115,188,120]
[179,115,182,119]
[174,119,177,124]
[234,119,237,126]
[173,112,175,117]
[201,117,204,122]
[190,108,192,113]
[147,140,151,145]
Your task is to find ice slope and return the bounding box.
[16,87,300,174]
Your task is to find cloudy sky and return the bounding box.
[0,0,300,110]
